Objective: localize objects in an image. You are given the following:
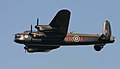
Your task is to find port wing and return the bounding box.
[49,9,71,35]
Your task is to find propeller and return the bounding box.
[37,18,39,26]
[29,25,33,35]
[29,25,33,41]
[24,46,27,53]
[35,18,40,30]
[30,25,32,33]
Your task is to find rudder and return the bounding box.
[103,20,111,38]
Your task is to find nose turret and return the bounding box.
[14,33,25,43]
[14,31,30,44]
[15,34,24,40]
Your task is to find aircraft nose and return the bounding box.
[14,33,25,43]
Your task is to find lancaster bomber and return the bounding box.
[14,9,115,53]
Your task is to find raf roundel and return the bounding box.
[73,35,80,42]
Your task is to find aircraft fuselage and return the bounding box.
[14,32,114,46]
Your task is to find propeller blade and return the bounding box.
[30,25,32,33]
[37,18,39,26]
[35,18,41,31]
[29,25,33,41]
[24,47,27,53]
[25,49,26,53]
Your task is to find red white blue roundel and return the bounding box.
[73,35,80,42]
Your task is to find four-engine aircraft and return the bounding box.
[14,9,115,53]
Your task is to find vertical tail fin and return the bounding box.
[95,20,114,51]
[103,20,111,38]
[99,20,112,41]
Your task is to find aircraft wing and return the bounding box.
[25,44,60,53]
[49,9,71,36]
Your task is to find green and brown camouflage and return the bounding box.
[14,9,115,53]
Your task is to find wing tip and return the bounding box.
[58,9,71,15]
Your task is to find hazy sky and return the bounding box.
[0,0,119,69]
